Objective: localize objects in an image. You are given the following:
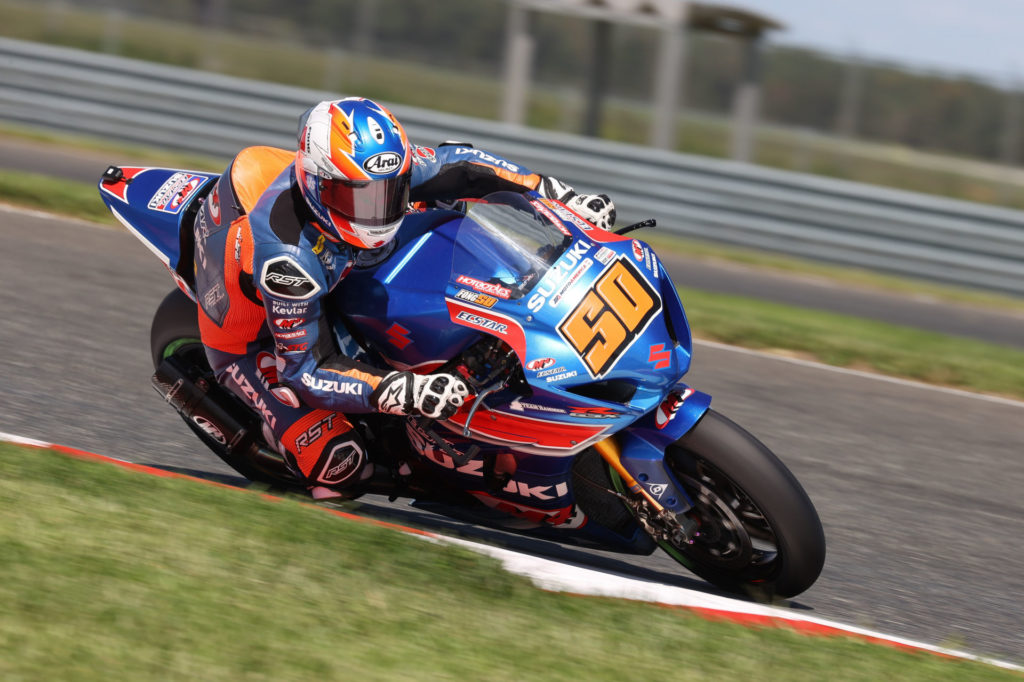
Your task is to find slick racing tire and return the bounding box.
[661,409,826,599]
[150,288,202,370]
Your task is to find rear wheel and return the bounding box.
[634,410,825,598]
[150,288,202,369]
[149,289,303,488]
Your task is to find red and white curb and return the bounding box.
[2,432,1021,673]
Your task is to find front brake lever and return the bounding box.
[462,382,503,437]
[410,379,502,467]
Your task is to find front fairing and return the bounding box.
[338,192,696,455]
[450,195,690,425]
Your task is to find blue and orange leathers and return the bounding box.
[193,143,543,489]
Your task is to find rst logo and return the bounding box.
[294,413,337,453]
[266,273,307,287]
[557,257,661,377]
[273,318,303,329]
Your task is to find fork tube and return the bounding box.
[593,437,667,513]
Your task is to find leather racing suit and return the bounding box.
[192,142,545,491]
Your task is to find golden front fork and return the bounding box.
[592,437,667,513]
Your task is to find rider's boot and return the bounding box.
[308,460,413,502]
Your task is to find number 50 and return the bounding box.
[558,258,661,377]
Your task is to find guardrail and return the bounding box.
[3,37,1023,296]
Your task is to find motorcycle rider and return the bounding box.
[192,96,616,499]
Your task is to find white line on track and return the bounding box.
[437,535,1024,673]
[0,431,51,447]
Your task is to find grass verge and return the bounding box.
[0,443,1016,681]
[680,288,1024,399]
[0,169,116,223]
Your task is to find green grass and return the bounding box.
[0,443,1016,681]
[0,168,116,222]
[0,125,228,171]
[679,287,1024,399]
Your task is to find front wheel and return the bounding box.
[657,410,825,599]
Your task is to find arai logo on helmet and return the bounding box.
[362,152,402,175]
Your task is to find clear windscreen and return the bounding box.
[449,192,570,299]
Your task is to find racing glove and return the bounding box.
[539,176,617,230]
[371,371,471,420]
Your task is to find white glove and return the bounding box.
[539,176,617,230]
[371,371,470,419]
[564,193,616,230]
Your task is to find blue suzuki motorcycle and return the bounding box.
[98,162,825,598]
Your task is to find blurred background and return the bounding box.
[3,1,1024,666]
[5,0,1024,208]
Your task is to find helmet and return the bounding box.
[296,98,412,249]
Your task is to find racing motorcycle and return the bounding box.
[98,161,825,598]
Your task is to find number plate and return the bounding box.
[557,257,662,377]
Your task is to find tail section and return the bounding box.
[98,165,219,299]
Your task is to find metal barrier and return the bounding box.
[3,37,1023,295]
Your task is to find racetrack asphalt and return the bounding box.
[5,135,1024,349]
[1,206,1022,662]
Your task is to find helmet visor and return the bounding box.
[319,172,411,228]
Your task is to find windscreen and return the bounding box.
[449,192,570,299]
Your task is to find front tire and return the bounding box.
[660,410,825,598]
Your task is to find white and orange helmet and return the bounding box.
[296,98,412,249]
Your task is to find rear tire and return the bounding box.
[661,410,825,598]
[148,289,302,489]
[150,288,202,369]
